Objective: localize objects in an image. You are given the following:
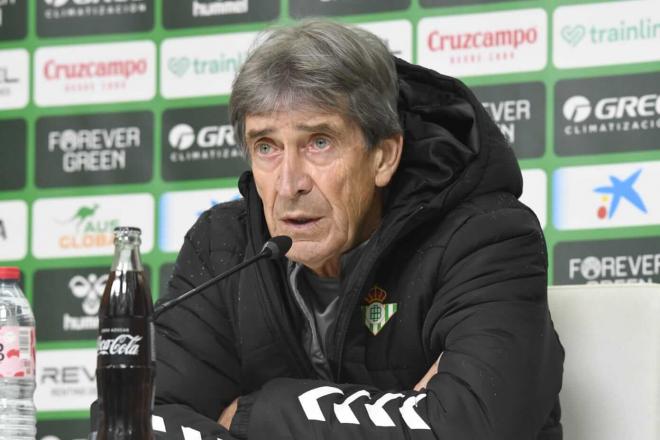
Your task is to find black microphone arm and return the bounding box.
[153,236,292,319]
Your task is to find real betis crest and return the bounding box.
[362,285,397,336]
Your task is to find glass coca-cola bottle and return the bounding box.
[96,226,155,440]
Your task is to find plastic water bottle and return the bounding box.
[0,267,36,440]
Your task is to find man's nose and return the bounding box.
[277,149,312,198]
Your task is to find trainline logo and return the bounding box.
[161,32,256,98]
[418,9,546,77]
[554,0,660,68]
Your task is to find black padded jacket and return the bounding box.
[152,58,564,440]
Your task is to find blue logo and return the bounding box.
[594,169,647,219]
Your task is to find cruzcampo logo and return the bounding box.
[362,285,397,336]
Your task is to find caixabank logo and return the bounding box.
[161,105,247,181]
[0,118,26,191]
[473,82,545,159]
[163,0,278,29]
[0,200,27,261]
[35,111,153,188]
[37,419,89,440]
[35,348,96,412]
[37,0,153,37]
[34,267,108,341]
[0,48,29,110]
[290,0,409,18]
[35,41,156,107]
[554,237,660,285]
[0,0,27,41]
[161,32,255,99]
[418,9,547,77]
[554,0,660,69]
[556,72,660,156]
[159,188,242,252]
[553,161,660,231]
[32,193,154,259]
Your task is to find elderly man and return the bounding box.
[154,19,564,440]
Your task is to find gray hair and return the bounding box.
[230,19,401,153]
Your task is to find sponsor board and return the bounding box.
[421,0,525,6]
[473,82,545,159]
[32,193,154,259]
[0,118,26,190]
[34,266,152,341]
[35,348,96,412]
[161,105,247,181]
[35,41,156,107]
[159,263,175,298]
[34,267,107,342]
[554,0,660,69]
[418,9,547,77]
[37,0,153,37]
[163,0,278,29]
[0,200,27,261]
[357,20,413,63]
[553,161,660,230]
[160,32,256,99]
[520,169,546,228]
[37,419,89,440]
[290,0,409,18]
[159,188,242,252]
[554,237,660,285]
[0,48,29,110]
[0,0,26,41]
[555,72,660,156]
[35,111,153,188]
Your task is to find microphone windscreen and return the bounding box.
[264,236,293,259]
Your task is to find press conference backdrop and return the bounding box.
[0,0,659,437]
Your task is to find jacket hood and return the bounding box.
[386,57,522,218]
[239,58,522,228]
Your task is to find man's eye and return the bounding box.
[256,143,272,154]
[312,137,330,150]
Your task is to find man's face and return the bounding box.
[246,110,386,277]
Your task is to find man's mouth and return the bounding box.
[281,216,321,228]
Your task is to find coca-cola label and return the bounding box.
[98,334,142,356]
[97,317,153,367]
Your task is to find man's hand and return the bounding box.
[218,397,239,430]
[414,352,443,391]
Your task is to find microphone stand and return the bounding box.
[154,250,271,319]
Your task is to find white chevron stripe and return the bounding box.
[181,426,202,440]
[400,394,431,430]
[365,393,404,427]
[152,415,166,432]
[334,390,371,424]
[299,386,344,421]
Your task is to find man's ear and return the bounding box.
[373,133,403,188]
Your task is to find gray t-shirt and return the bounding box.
[287,241,367,379]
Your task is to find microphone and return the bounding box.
[153,236,292,319]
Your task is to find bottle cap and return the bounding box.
[0,267,20,280]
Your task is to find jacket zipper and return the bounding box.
[332,205,427,380]
[244,189,314,378]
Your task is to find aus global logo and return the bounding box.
[593,169,646,220]
[55,204,119,251]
